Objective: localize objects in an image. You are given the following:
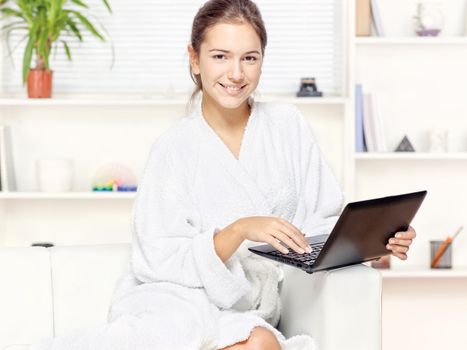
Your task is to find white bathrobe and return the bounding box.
[32,96,344,350]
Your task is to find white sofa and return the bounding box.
[0,244,382,350]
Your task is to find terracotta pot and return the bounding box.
[27,69,53,98]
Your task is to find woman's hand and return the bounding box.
[235,216,312,254]
[386,225,416,260]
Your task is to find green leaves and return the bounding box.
[70,0,88,9]
[68,9,104,41]
[1,7,25,19]
[22,21,38,84]
[101,0,111,14]
[0,0,113,85]
[61,39,71,61]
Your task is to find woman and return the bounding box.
[33,0,416,349]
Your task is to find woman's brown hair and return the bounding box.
[188,0,267,107]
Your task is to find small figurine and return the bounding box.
[413,3,444,37]
[395,135,415,152]
[296,77,323,97]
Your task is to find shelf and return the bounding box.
[379,268,467,279]
[0,191,136,199]
[0,94,348,107]
[355,37,467,45]
[354,152,467,160]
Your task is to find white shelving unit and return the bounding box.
[354,1,467,349]
[0,91,350,247]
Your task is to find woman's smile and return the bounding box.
[218,82,248,96]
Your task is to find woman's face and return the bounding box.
[189,22,263,110]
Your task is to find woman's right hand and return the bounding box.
[234,216,312,254]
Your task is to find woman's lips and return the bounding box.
[218,83,247,96]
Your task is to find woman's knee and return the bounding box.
[245,327,281,350]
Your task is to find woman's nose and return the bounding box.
[227,62,244,81]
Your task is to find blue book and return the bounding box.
[355,84,367,152]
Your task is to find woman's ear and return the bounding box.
[187,44,200,75]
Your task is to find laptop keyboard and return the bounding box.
[269,241,325,265]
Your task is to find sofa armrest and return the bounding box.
[278,264,382,350]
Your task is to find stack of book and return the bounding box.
[355,84,387,153]
[356,0,384,37]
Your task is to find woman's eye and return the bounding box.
[213,54,226,60]
[244,56,257,62]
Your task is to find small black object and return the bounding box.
[296,77,323,97]
[395,135,415,152]
[31,242,54,248]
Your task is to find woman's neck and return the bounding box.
[201,93,251,132]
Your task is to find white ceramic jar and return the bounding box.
[36,158,74,192]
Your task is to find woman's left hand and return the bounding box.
[386,225,416,260]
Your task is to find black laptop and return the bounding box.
[248,190,427,274]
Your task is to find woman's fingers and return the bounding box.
[387,243,409,254]
[388,238,412,246]
[273,230,307,254]
[265,236,290,254]
[395,226,416,240]
[391,251,407,260]
[277,219,310,251]
[385,226,416,261]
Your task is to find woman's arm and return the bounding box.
[214,221,244,262]
[215,216,311,262]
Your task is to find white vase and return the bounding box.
[36,158,74,192]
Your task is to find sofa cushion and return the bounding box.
[50,244,131,336]
[0,247,53,348]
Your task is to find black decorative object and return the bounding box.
[31,242,55,248]
[296,77,323,97]
[395,135,415,152]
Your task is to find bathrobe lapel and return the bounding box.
[195,100,273,215]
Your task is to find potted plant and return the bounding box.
[0,0,112,98]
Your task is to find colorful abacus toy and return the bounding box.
[92,163,137,192]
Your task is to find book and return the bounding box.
[356,0,371,36]
[362,93,377,152]
[371,94,387,152]
[355,84,367,152]
[370,0,385,37]
[0,124,17,192]
[362,92,387,152]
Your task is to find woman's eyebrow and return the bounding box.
[209,49,260,55]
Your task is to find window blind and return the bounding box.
[1,0,344,96]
